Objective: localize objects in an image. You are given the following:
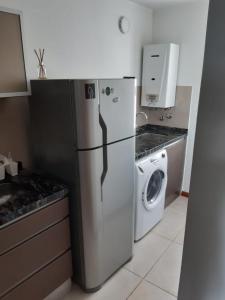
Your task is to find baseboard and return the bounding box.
[181,191,189,198]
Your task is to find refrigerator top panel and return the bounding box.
[74,79,136,149]
[99,79,136,145]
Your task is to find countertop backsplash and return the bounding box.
[136,86,192,130]
[0,97,31,169]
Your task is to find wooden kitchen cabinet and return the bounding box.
[165,137,186,207]
[2,252,72,300]
[0,8,29,97]
[0,197,72,300]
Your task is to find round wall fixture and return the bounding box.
[119,16,130,34]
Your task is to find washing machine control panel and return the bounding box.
[150,158,159,165]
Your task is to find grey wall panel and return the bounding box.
[178,1,225,300]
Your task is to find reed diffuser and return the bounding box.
[34,48,47,79]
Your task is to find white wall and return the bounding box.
[0,0,208,192]
[152,1,209,192]
[0,0,153,85]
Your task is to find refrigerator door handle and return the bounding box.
[99,113,108,186]
[101,145,108,186]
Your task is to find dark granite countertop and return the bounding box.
[136,124,188,160]
[0,172,68,229]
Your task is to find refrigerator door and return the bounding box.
[99,79,136,144]
[102,137,135,280]
[78,137,135,290]
[74,80,103,150]
[78,147,104,290]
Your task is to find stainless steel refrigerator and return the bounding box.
[30,78,136,291]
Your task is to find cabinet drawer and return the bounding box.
[0,198,69,255]
[0,218,70,297]
[1,251,72,300]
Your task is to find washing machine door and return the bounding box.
[143,169,165,211]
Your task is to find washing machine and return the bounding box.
[135,149,168,241]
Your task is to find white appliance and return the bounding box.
[141,43,179,108]
[30,78,136,292]
[135,149,168,241]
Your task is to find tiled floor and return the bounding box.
[63,196,188,300]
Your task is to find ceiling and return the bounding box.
[131,0,206,9]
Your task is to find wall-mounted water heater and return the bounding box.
[141,43,179,108]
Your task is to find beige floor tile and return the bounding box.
[63,268,141,300]
[128,281,176,300]
[62,196,187,300]
[175,228,186,245]
[169,196,188,215]
[125,232,171,277]
[152,207,186,240]
[146,242,183,296]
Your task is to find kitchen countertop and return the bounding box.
[0,172,68,228]
[136,124,187,160]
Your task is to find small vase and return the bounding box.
[37,63,47,80]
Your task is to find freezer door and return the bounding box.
[102,137,135,279]
[74,80,103,149]
[99,79,136,144]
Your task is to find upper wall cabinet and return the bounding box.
[0,8,29,98]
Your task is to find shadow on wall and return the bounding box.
[0,97,31,168]
[136,86,192,129]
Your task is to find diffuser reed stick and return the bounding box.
[34,48,47,79]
